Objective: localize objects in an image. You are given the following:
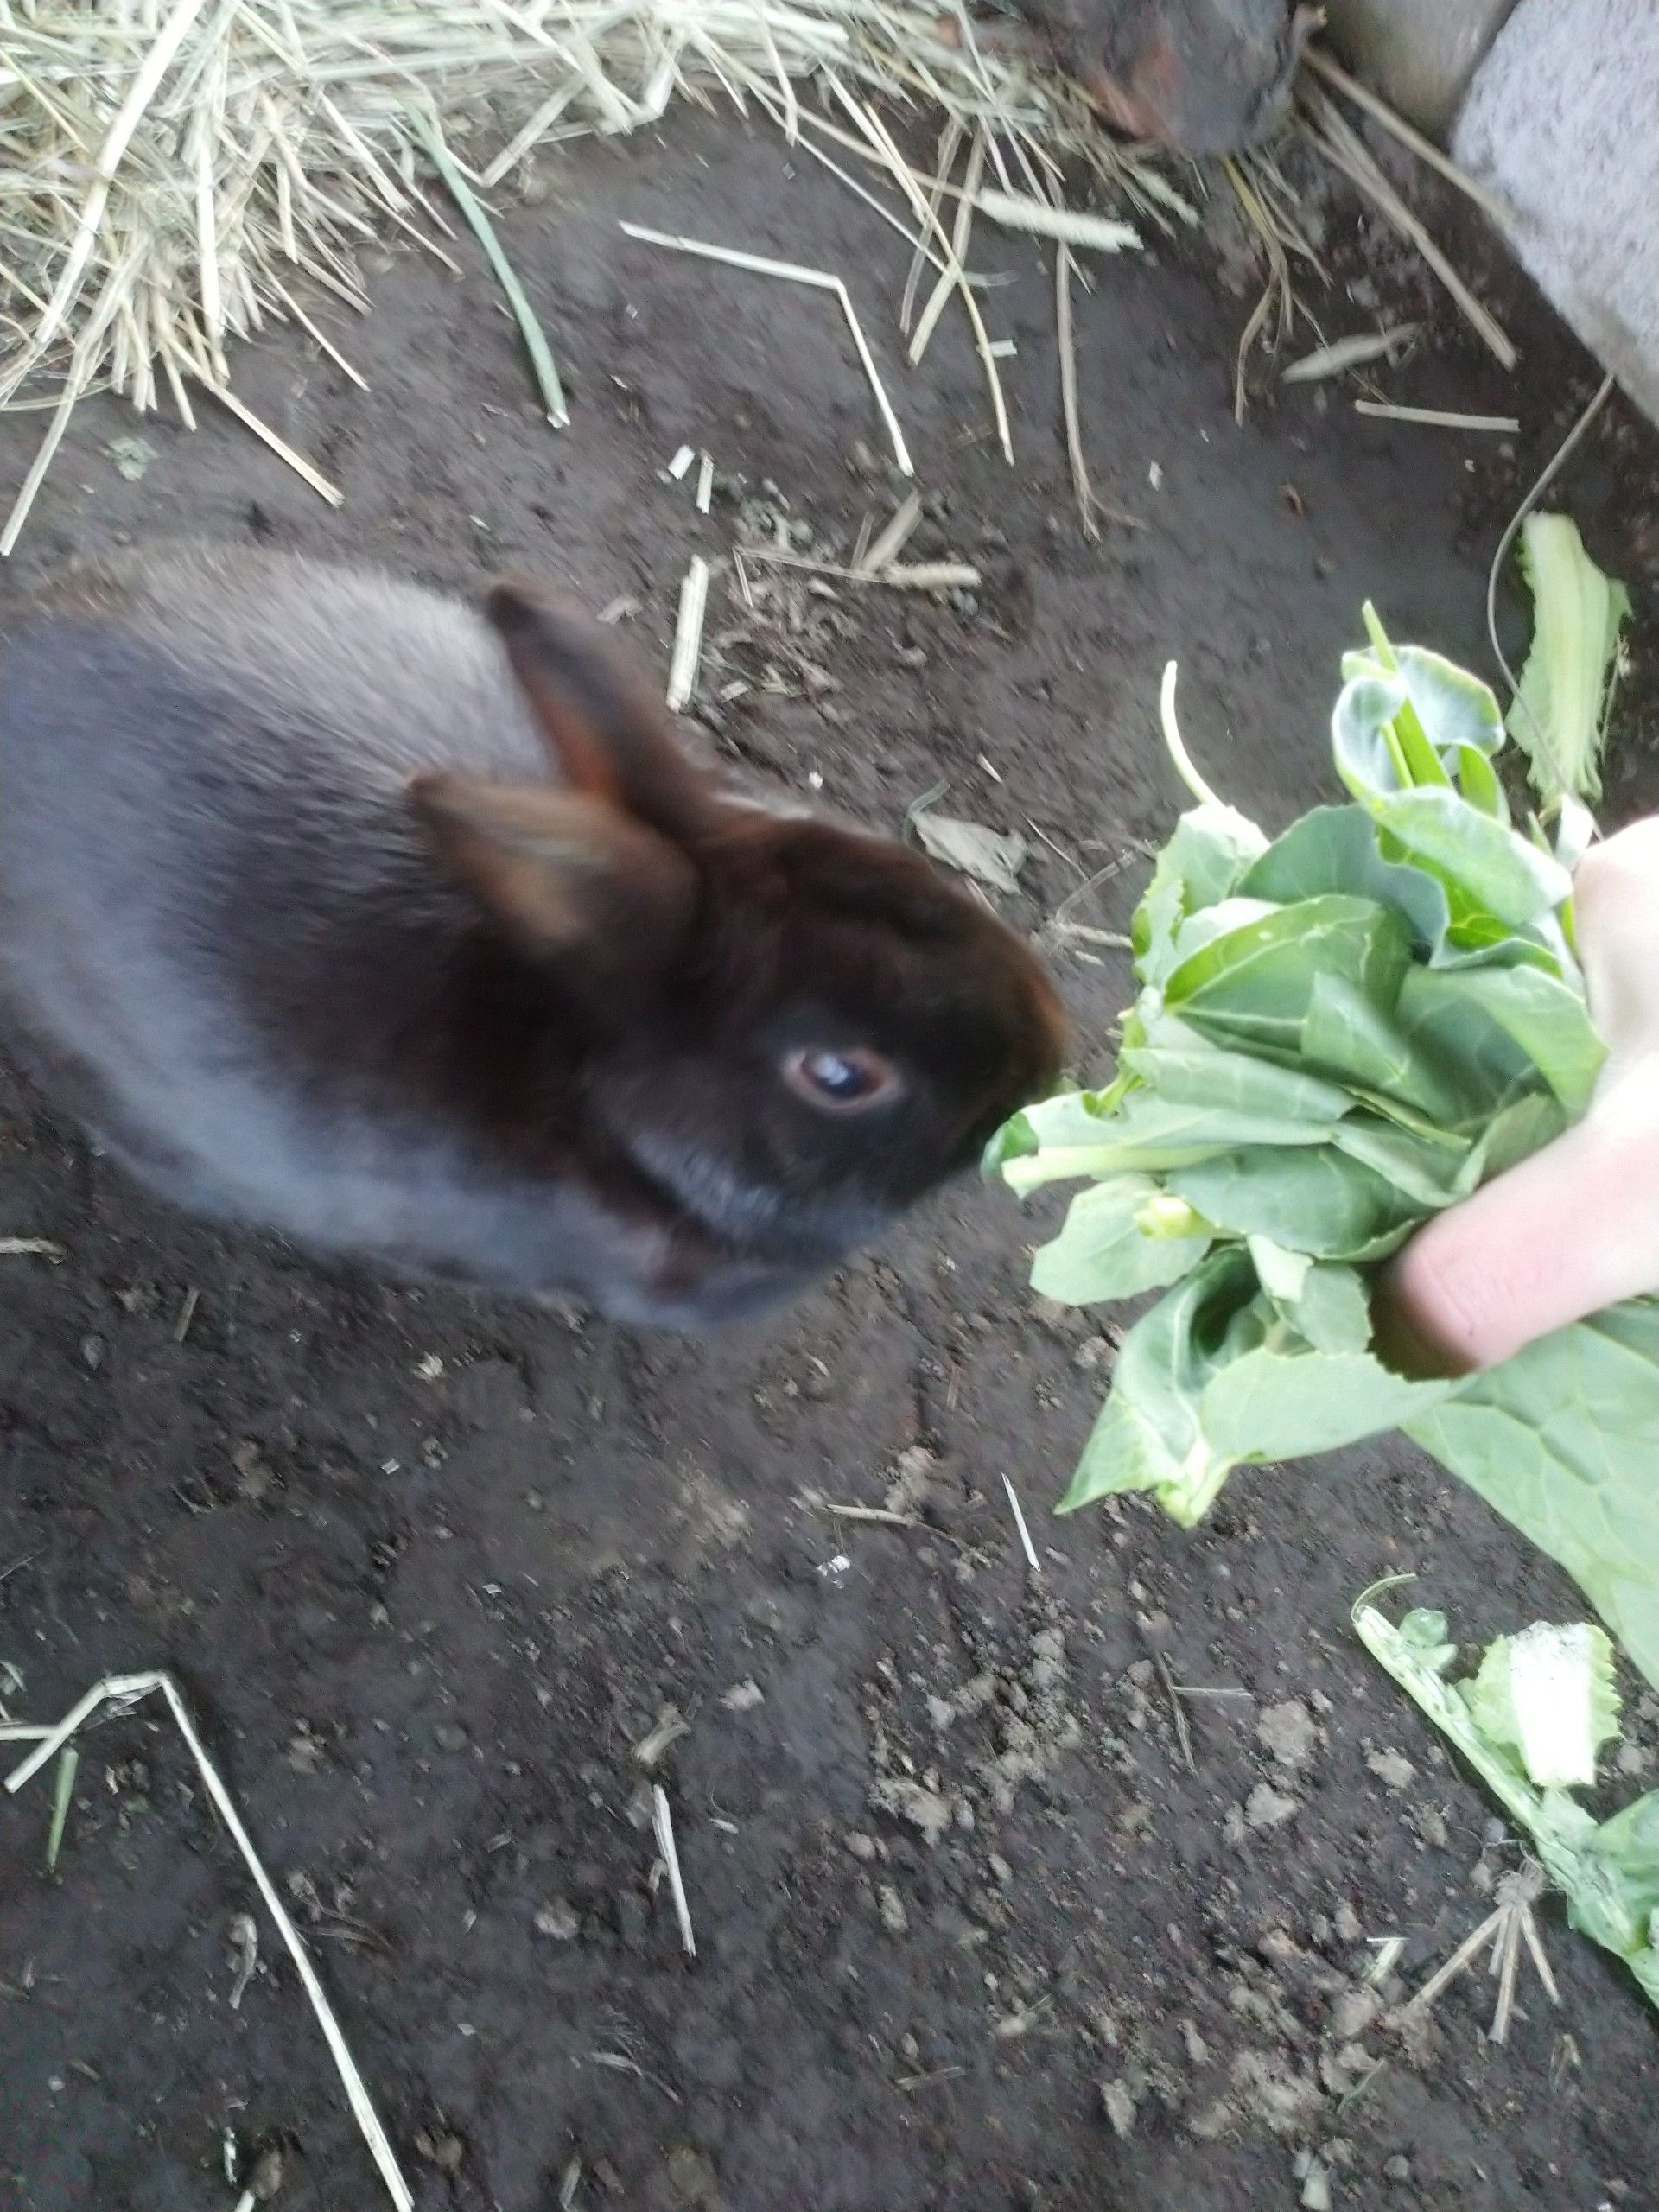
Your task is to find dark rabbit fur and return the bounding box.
[0,544,1065,1326]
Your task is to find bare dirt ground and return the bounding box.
[1,107,1656,2212]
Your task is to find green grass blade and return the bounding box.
[411,110,568,429]
[45,1743,79,1875]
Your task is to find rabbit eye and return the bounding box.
[783,1046,899,1112]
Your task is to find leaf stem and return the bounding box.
[1159,662,1224,810]
[1361,599,1399,670]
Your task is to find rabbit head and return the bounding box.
[411,582,1067,1314]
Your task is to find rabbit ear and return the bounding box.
[409,772,696,972]
[484,580,720,843]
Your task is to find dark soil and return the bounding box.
[2,105,1656,2212]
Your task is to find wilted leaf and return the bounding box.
[105,435,156,480]
[1508,513,1630,804]
[1356,1599,1659,2008]
[912,811,1028,894]
[1281,326,1418,384]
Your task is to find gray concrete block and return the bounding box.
[1324,0,1518,136]
[1453,0,1659,429]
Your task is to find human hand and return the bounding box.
[1381,817,1659,1374]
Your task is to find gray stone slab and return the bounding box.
[1454,0,1659,429]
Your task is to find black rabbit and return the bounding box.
[0,545,1065,1326]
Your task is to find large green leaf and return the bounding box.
[1122,1027,1354,1123]
[1199,1342,1452,1466]
[1399,963,1605,1117]
[1338,641,1506,766]
[1255,1255,1373,1354]
[1001,1089,1344,1196]
[1327,1115,1472,1208]
[1168,1144,1414,1258]
[1300,970,1468,1122]
[1404,1300,1659,1688]
[1134,805,1269,983]
[1062,1248,1453,1526]
[1370,789,1572,930]
[1166,895,1411,1035]
[1031,1175,1210,1303]
[1243,805,1453,956]
[1060,1249,1253,1520]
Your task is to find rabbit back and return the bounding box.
[0,546,621,1286]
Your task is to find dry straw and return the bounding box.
[0,8,1510,545]
[0,0,1154,549]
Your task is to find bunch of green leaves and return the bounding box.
[991,609,1659,1685]
[1355,1597,1657,2010]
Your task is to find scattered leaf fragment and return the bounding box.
[912,811,1028,894]
[105,435,156,480]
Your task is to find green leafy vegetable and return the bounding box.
[1507,513,1630,806]
[1355,1599,1658,2009]
[995,608,1659,1687]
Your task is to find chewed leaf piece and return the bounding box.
[1356,1595,1659,2010]
[1462,1622,1622,1791]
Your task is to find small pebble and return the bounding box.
[1366,1748,1415,1791]
[1256,1699,1318,1770]
[877,1884,908,1935]
[663,2144,717,2203]
[417,2132,464,2177]
[613,1891,648,1948]
[1243,1783,1300,1832]
[246,2145,286,2200]
[1300,2158,1332,2211]
[1100,2079,1136,2139]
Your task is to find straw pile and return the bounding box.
[0,0,1173,549]
[0,3,1510,553]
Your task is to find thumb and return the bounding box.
[1381,1065,1659,1373]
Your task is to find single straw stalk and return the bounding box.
[1055,240,1097,541]
[666,555,711,712]
[1002,1474,1041,1573]
[620,220,912,475]
[652,1784,696,1959]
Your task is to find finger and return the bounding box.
[1574,818,1659,1061]
[1381,1077,1659,1371]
